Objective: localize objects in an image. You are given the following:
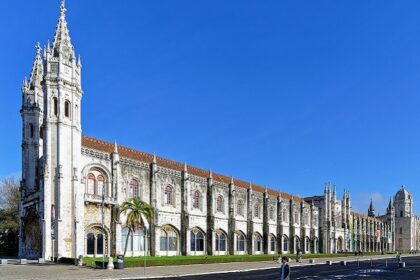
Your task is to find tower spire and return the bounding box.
[29,42,43,90]
[368,197,375,217]
[52,0,74,60]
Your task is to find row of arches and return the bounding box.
[84,223,319,256]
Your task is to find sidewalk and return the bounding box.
[0,254,409,280]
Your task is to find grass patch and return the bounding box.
[84,251,395,268]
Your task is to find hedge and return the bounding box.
[84,251,395,268]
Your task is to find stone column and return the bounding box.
[262,189,269,254]
[228,178,235,255]
[206,171,214,256]
[180,163,189,256]
[277,196,283,254]
[246,184,253,255]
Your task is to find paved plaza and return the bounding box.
[0,254,416,280]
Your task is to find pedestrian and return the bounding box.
[296,249,302,263]
[280,256,290,280]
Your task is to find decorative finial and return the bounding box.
[113,141,118,154]
[152,153,157,164]
[60,0,67,16]
[208,169,213,179]
[35,42,41,55]
[230,176,234,185]
[183,161,188,172]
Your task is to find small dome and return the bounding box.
[395,185,411,201]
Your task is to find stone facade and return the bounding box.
[19,2,420,260]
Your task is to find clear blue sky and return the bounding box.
[1,0,420,215]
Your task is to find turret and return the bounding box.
[368,198,375,217]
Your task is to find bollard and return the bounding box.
[107,257,114,270]
[326,260,333,265]
[309,259,315,264]
[399,262,406,268]
[38,258,45,264]
[385,259,388,267]
[19,259,27,265]
[341,261,347,266]
[1,259,7,265]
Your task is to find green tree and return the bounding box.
[120,197,154,257]
[0,176,20,256]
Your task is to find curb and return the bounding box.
[96,255,410,280]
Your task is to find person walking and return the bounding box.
[280,256,290,280]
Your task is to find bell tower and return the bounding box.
[20,1,83,260]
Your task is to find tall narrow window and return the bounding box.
[64,100,70,118]
[283,235,289,252]
[237,233,245,251]
[130,179,139,198]
[215,232,227,251]
[254,234,262,252]
[270,236,276,252]
[29,123,34,138]
[87,173,95,194]
[97,175,105,196]
[97,233,104,255]
[87,233,95,255]
[216,195,224,213]
[53,97,58,116]
[193,191,200,209]
[165,186,173,205]
[39,126,43,139]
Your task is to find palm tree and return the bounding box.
[120,197,154,257]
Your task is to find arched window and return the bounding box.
[236,200,244,216]
[164,186,173,205]
[294,211,299,224]
[97,175,105,196]
[254,203,260,218]
[87,233,94,255]
[53,97,58,116]
[130,179,139,198]
[160,226,178,252]
[190,229,205,252]
[283,235,289,252]
[121,227,145,252]
[215,231,227,251]
[86,228,107,256]
[87,173,95,194]
[270,235,276,252]
[64,100,71,118]
[192,190,200,209]
[269,206,275,220]
[236,233,245,252]
[216,195,224,213]
[254,233,262,252]
[97,233,104,255]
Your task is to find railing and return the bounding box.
[84,193,117,205]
